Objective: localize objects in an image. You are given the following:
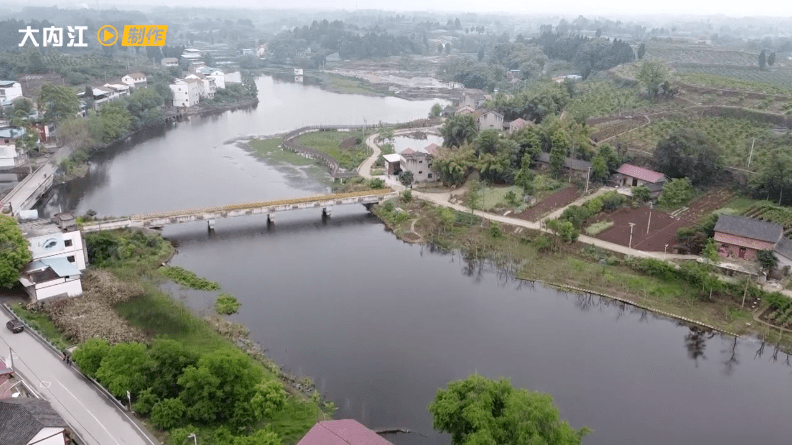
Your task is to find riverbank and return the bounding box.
[12,229,326,445]
[373,195,792,351]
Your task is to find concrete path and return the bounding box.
[0,310,159,445]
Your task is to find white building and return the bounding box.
[0,145,18,169]
[121,72,147,89]
[0,80,23,103]
[294,68,304,76]
[102,83,131,97]
[185,74,216,98]
[398,143,439,183]
[170,79,200,107]
[161,57,179,67]
[18,218,88,302]
[207,70,226,89]
[225,71,242,84]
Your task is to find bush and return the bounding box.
[401,190,412,201]
[454,211,481,226]
[381,201,394,213]
[602,191,625,211]
[151,398,186,429]
[490,221,502,238]
[215,293,241,315]
[585,196,604,214]
[559,205,591,229]
[134,388,158,416]
[368,178,386,189]
[533,234,555,252]
[632,185,651,202]
[160,266,221,291]
[72,337,110,378]
[658,178,694,208]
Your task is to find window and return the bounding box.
[428,173,433,179]
[419,171,423,174]
[419,160,423,163]
[64,239,73,247]
[67,256,75,263]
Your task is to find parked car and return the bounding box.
[6,319,24,334]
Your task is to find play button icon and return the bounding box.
[97,25,118,47]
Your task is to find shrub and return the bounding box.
[632,185,651,202]
[533,234,555,252]
[585,196,604,214]
[368,178,386,189]
[134,389,158,416]
[490,221,502,238]
[454,211,481,226]
[560,205,591,229]
[547,219,579,243]
[602,191,626,211]
[215,293,241,315]
[658,178,694,208]
[151,398,186,429]
[401,190,413,201]
[381,201,394,213]
[72,337,110,378]
[160,266,221,291]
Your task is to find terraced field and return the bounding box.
[677,66,792,92]
[644,41,758,66]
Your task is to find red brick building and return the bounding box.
[714,214,783,260]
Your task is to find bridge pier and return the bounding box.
[322,206,332,218]
[207,219,215,232]
[267,213,275,226]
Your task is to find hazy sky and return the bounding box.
[7,0,791,18]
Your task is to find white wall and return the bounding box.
[32,278,83,302]
[0,82,23,101]
[399,154,435,183]
[28,231,87,270]
[29,427,66,445]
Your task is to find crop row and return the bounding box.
[676,66,792,91]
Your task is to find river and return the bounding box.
[39,75,792,445]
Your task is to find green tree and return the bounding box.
[441,114,478,148]
[178,348,285,428]
[428,374,589,445]
[399,170,414,187]
[637,60,669,97]
[549,141,567,178]
[71,338,111,378]
[476,152,511,183]
[0,216,32,288]
[637,42,646,59]
[758,250,778,272]
[759,50,766,70]
[96,342,152,398]
[632,184,651,202]
[368,178,385,189]
[702,238,720,264]
[150,398,186,429]
[433,145,476,185]
[653,128,722,185]
[547,219,579,243]
[473,129,500,156]
[430,103,443,117]
[658,178,694,208]
[465,179,482,213]
[768,52,776,67]
[133,389,158,416]
[38,84,80,124]
[148,339,198,400]
[751,149,792,205]
[590,154,609,183]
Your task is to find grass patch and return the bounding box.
[215,293,241,315]
[160,266,220,291]
[297,129,371,170]
[585,220,614,236]
[313,72,382,96]
[247,137,317,167]
[10,304,75,351]
[477,186,526,212]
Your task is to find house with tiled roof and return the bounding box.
[297,419,392,445]
[121,72,147,89]
[0,398,69,445]
[477,110,504,130]
[714,214,783,261]
[613,164,667,197]
[535,152,591,179]
[506,118,532,133]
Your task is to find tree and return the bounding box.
[0,216,32,288]
[768,52,776,67]
[434,145,475,185]
[590,155,609,183]
[758,250,778,272]
[637,42,646,59]
[454,18,461,29]
[653,128,722,185]
[632,184,651,202]
[178,348,285,428]
[72,338,110,378]
[751,149,792,206]
[399,170,414,187]
[759,50,766,70]
[428,374,589,445]
[430,103,443,118]
[473,129,500,156]
[547,218,579,243]
[702,238,720,264]
[148,339,198,400]
[658,178,694,208]
[477,48,484,62]
[637,60,669,97]
[465,179,482,213]
[441,114,478,148]
[233,430,282,445]
[150,398,185,429]
[595,28,602,38]
[96,342,152,397]
[38,84,80,124]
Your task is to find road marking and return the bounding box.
[40,380,51,388]
[57,379,120,445]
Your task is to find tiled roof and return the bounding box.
[400,148,415,155]
[774,236,792,261]
[714,214,783,243]
[536,152,591,172]
[616,164,666,184]
[297,419,392,445]
[424,143,439,155]
[508,118,530,130]
[382,153,401,163]
[0,398,67,445]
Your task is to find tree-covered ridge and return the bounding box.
[535,32,635,79]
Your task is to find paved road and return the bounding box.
[1,144,74,214]
[0,310,159,445]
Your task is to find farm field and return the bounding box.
[676,66,792,92]
[589,190,733,252]
[514,186,580,222]
[644,41,758,66]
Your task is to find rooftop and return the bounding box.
[0,80,18,87]
[0,398,67,445]
[537,152,592,172]
[714,214,783,243]
[126,72,146,78]
[0,127,25,139]
[775,236,792,260]
[297,419,392,445]
[616,164,666,184]
[19,221,62,237]
[382,153,401,163]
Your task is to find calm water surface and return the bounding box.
[40,76,792,445]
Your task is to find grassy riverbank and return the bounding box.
[374,196,792,350]
[13,229,325,445]
[296,129,371,170]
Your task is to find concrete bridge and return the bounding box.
[80,189,395,232]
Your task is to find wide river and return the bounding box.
[39,76,792,445]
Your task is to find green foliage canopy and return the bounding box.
[0,215,32,288]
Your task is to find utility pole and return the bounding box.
[628,222,636,257]
[585,166,591,194]
[742,273,752,308]
[647,202,652,234]
[664,244,668,259]
[747,138,755,169]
